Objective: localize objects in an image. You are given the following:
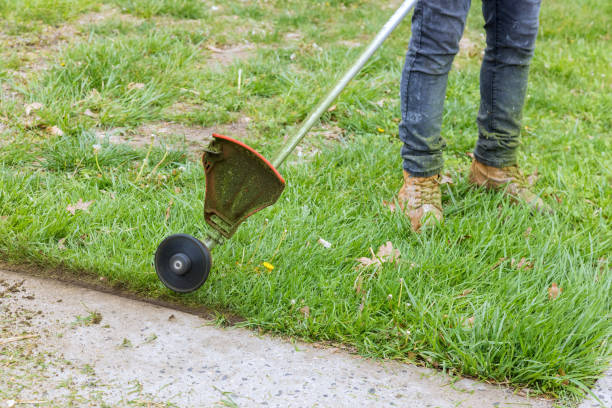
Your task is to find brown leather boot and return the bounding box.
[398,171,443,232]
[468,158,551,213]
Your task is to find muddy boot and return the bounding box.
[398,171,443,232]
[468,158,551,213]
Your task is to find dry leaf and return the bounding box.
[356,255,379,268]
[58,238,66,250]
[127,82,145,90]
[47,125,64,136]
[327,105,336,112]
[165,200,173,222]
[458,289,473,297]
[317,238,332,249]
[25,102,43,116]
[440,174,453,185]
[377,241,400,263]
[356,241,401,269]
[512,257,533,270]
[66,198,94,215]
[548,282,562,300]
[462,316,475,328]
[524,227,532,238]
[299,305,310,318]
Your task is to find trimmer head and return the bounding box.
[202,134,285,238]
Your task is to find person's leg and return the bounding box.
[399,0,471,177]
[475,0,542,167]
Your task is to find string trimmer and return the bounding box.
[155,0,417,293]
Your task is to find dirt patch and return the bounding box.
[1,5,141,75]
[204,43,256,67]
[96,117,252,153]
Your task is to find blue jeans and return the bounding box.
[399,0,542,177]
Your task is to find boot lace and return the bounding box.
[414,176,441,207]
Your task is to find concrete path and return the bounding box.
[579,367,611,408]
[0,268,604,407]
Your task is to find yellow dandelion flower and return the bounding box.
[377,127,385,133]
[263,262,274,271]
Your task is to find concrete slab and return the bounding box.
[0,268,560,407]
[578,367,612,408]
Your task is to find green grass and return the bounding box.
[0,0,610,405]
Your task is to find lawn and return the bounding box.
[0,0,610,404]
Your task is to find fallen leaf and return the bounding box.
[356,256,379,268]
[548,282,562,300]
[165,200,173,222]
[299,305,310,318]
[317,238,332,249]
[458,289,473,297]
[66,198,94,215]
[462,316,475,328]
[377,241,400,263]
[557,368,570,385]
[327,105,336,112]
[511,257,533,270]
[127,82,145,90]
[524,227,532,238]
[356,241,401,269]
[47,125,64,136]
[25,102,43,116]
[58,238,66,250]
[440,174,453,185]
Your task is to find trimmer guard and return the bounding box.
[202,134,285,239]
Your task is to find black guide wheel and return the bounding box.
[155,234,212,293]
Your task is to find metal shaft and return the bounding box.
[271,0,417,169]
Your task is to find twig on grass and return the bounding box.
[135,140,154,182]
[0,334,39,345]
